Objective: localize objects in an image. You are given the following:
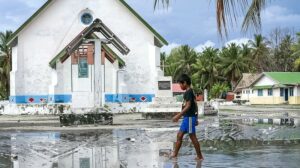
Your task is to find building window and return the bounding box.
[246,90,250,94]
[78,57,88,78]
[268,88,273,96]
[280,88,284,97]
[258,89,263,96]
[81,13,93,25]
[289,88,294,96]
[80,158,90,168]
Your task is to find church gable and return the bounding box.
[7,0,168,46]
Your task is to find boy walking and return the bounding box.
[171,74,204,161]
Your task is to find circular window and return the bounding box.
[81,13,93,25]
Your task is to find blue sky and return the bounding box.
[1,0,300,53]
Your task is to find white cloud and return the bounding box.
[161,42,180,54]
[194,40,215,52]
[5,13,21,23]
[225,38,250,47]
[262,5,300,24]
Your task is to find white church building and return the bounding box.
[7,0,168,110]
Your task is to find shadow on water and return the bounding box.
[0,117,300,167]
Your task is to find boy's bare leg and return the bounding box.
[171,131,185,158]
[189,133,204,160]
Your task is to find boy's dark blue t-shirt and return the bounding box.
[182,88,198,117]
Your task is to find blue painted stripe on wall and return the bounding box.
[10,94,72,104]
[10,94,154,104]
[105,94,155,103]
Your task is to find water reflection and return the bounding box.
[7,131,120,168]
[0,117,300,168]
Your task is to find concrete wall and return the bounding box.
[156,76,172,97]
[250,88,283,104]
[11,0,161,105]
[240,88,252,101]
[249,87,300,105]
[250,96,285,104]
[10,46,19,96]
[289,86,300,104]
[105,60,118,94]
[55,58,72,94]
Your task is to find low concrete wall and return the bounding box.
[250,97,285,104]
[59,113,113,126]
[289,96,300,104]
[2,103,72,115]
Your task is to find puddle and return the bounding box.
[0,116,300,167]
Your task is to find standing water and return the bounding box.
[0,115,300,168]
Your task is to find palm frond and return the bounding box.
[154,0,267,37]
[242,0,267,33]
[153,0,170,9]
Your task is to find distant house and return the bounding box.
[249,72,300,104]
[172,83,185,96]
[233,73,261,102]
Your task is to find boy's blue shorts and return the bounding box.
[179,116,197,134]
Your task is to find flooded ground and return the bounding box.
[1,112,300,168]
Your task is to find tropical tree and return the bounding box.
[277,35,294,71]
[292,32,300,71]
[192,47,222,91]
[154,0,268,37]
[292,33,300,57]
[220,43,252,89]
[248,34,270,72]
[209,82,230,99]
[0,30,13,99]
[294,58,300,72]
[191,55,208,93]
[164,45,197,81]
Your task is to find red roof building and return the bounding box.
[172,84,185,93]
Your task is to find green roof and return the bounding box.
[7,0,168,46]
[253,85,273,90]
[264,72,300,85]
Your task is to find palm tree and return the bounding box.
[292,33,300,72]
[210,82,230,99]
[154,0,268,37]
[278,35,294,72]
[292,33,300,57]
[192,47,222,91]
[248,34,270,72]
[0,30,13,99]
[191,55,208,92]
[294,57,300,72]
[220,43,252,89]
[164,45,197,81]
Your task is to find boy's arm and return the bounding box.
[172,100,191,122]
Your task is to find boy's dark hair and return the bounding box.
[178,74,191,85]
